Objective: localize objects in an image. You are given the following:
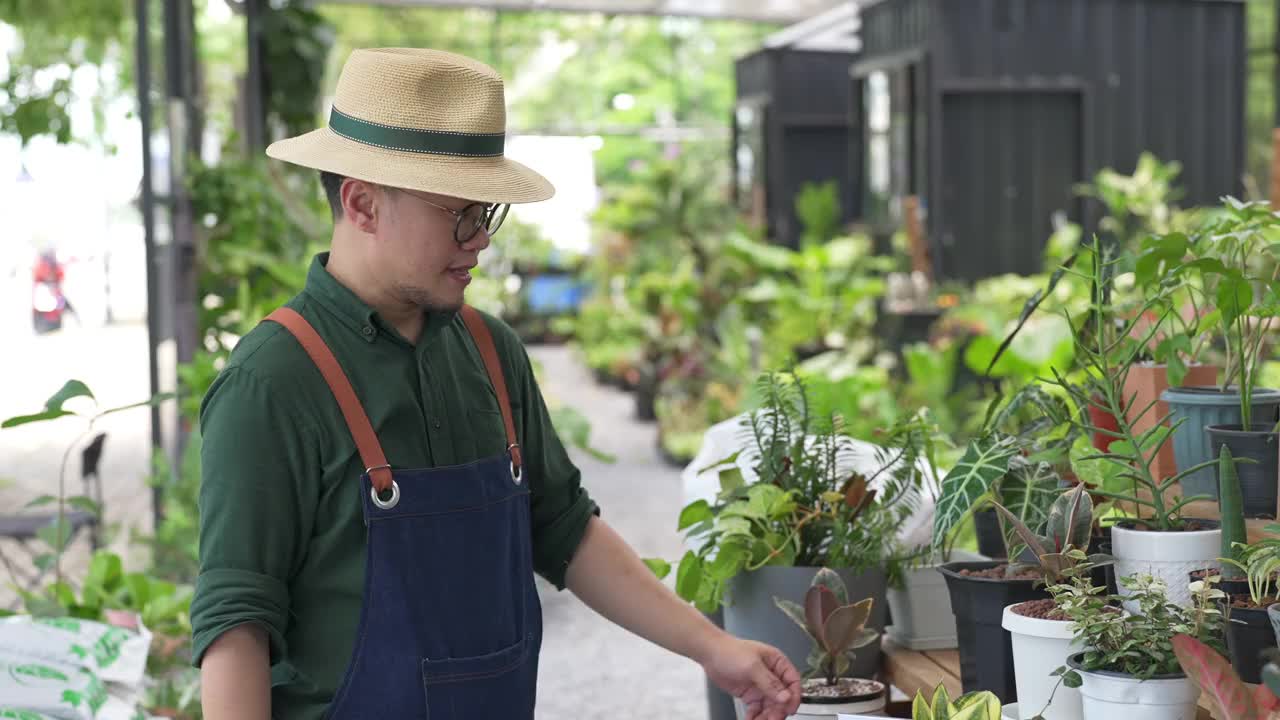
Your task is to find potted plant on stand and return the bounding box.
[932,384,1077,703]
[658,370,933,684]
[1040,238,1220,613]
[770,568,886,718]
[1217,445,1280,684]
[1048,566,1226,720]
[1155,199,1280,504]
[995,483,1113,720]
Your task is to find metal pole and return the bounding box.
[245,0,267,150]
[134,0,164,532]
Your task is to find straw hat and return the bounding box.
[266,48,554,204]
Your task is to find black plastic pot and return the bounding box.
[633,368,658,422]
[1225,603,1276,684]
[973,510,1007,559]
[937,561,1050,703]
[1207,424,1280,519]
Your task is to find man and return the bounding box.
[192,47,802,720]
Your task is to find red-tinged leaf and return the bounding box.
[1254,683,1280,713]
[1171,634,1258,720]
[841,474,868,509]
[805,585,836,649]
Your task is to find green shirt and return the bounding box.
[189,253,598,718]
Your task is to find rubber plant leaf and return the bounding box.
[990,501,1050,560]
[932,435,1020,554]
[822,598,873,655]
[1171,633,1258,720]
[810,567,849,605]
[1046,482,1093,552]
[773,598,810,637]
[804,585,837,649]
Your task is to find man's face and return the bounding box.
[371,187,492,313]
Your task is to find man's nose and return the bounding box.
[461,226,491,252]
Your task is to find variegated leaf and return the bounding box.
[932,435,1021,553]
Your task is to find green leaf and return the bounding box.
[675,551,703,602]
[24,495,57,509]
[678,500,713,531]
[773,598,811,636]
[86,552,123,592]
[715,515,753,538]
[747,484,786,519]
[1217,272,1253,325]
[36,518,73,552]
[932,435,1020,553]
[718,467,744,497]
[707,545,747,582]
[45,380,94,412]
[642,558,671,580]
[1,409,74,428]
[65,496,100,516]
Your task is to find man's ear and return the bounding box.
[340,178,381,233]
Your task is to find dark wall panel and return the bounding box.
[861,0,930,57]
[930,0,1245,206]
[938,91,1082,281]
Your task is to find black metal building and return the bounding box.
[851,0,1246,282]
[732,47,862,248]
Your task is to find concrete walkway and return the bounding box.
[530,343,708,720]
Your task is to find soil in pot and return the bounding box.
[789,677,887,718]
[800,677,883,702]
[1011,598,1069,620]
[1207,423,1280,518]
[940,562,1050,703]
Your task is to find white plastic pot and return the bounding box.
[735,681,886,720]
[790,692,886,718]
[1110,523,1220,612]
[886,550,985,650]
[1068,655,1199,720]
[1001,604,1082,720]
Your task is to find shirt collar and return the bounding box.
[302,252,455,345]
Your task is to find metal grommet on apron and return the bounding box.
[266,304,540,719]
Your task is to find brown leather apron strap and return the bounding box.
[266,307,394,493]
[459,305,523,476]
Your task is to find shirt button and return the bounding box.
[433,420,442,429]
[362,325,375,337]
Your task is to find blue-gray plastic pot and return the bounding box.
[1162,386,1280,498]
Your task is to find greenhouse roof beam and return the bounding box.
[316,0,849,25]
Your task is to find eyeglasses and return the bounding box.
[401,191,510,246]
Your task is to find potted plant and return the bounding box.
[659,370,932,681]
[1153,199,1280,501]
[1039,238,1220,613]
[932,385,1079,702]
[994,483,1112,720]
[1049,568,1225,720]
[770,568,886,718]
[1172,633,1280,720]
[1217,445,1280,683]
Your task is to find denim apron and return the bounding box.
[268,305,542,720]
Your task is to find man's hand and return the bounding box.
[701,635,802,720]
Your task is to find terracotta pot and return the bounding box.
[1122,363,1218,481]
[1088,399,1121,452]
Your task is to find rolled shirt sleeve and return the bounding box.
[190,365,320,667]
